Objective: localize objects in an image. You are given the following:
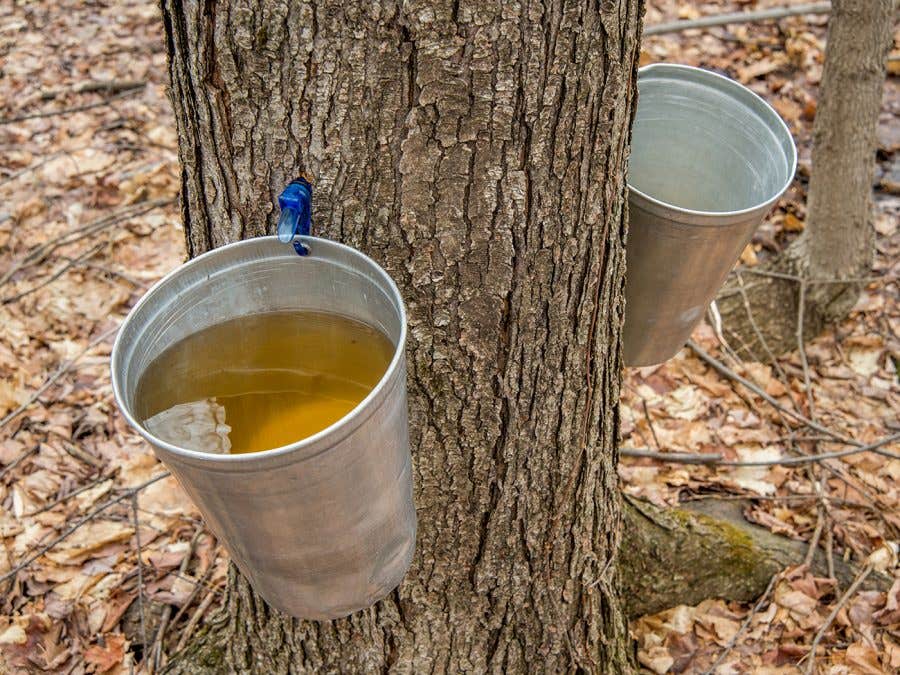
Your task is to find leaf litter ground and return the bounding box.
[0,1,898,673]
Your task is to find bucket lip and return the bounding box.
[111,235,408,465]
[627,63,798,224]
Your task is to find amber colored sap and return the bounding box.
[135,311,394,454]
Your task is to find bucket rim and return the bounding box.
[627,63,798,224]
[110,235,408,465]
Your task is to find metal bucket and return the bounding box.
[111,236,416,620]
[623,64,797,366]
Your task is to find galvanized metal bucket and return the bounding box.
[111,236,416,620]
[623,64,797,366]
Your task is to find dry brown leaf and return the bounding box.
[83,634,126,673]
[843,641,885,675]
[44,520,133,565]
[0,624,27,645]
[783,213,805,232]
[740,243,759,266]
[638,645,674,674]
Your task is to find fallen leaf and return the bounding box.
[740,244,759,266]
[638,645,674,674]
[783,213,805,232]
[844,641,885,675]
[83,634,126,673]
[44,520,133,565]
[0,624,27,645]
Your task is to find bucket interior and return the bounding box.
[628,65,796,214]
[112,237,404,439]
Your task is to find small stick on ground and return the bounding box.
[687,340,869,450]
[39,79,146,101]
[796,279,817,419]
[0,87,143,125]
[644,2,831,37]
[132,493,148,652]
[804,507,826,567]
[802,564,873,675]
[167,554,217,629]
[826,526,838,593]
[0,325,119,432]
[736,273,796,404]
[619,432,900,466]
[173,587,219,654]
[2,243,104,304]
[0,472,170,584]
[703,572,780,675]
[151,528,203,672]
[24,470,118,516]
[0,445,39,480]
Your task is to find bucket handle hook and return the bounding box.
[277,177,313,256]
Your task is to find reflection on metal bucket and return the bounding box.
[111,236,416,620]
[623,64,797,367]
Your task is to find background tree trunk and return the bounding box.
[716,0,894,358]
[160,0,642,671]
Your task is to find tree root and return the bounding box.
[620,495,890,618]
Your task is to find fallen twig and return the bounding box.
[166,542,217,629]
[0,445,39,480]
[620,432,900,466]
[644,2,831,37]
[802,564,873,674]
[796,280,816,419]
[24,470,118,516]
[735,273,795,400]
[2,243,104,304]
[0,198,172,289]
[686,340,864,449]
[0,472,170,585]
[132,493,149,650]
[0,87,144,125]
[150,528,203,672]
[0,325,119,432]
[173,585,219,654]
[702,572,780,675]
[39,79,146,101]
[804,507,826,567]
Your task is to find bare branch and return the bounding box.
[686,340,863,448]
[644,3,831,37]
[0,86,144,125]
[0,472,170,585]
[620,432,900,466]
[0,325,120,432]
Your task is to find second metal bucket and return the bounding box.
[623,64,797,366]
[111,236,416,620]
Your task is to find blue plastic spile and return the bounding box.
[277,178,313,255]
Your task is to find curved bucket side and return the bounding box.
[623,64,797,367]
[111,236,417,619]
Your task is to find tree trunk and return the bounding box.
[716,0,894,358]
[160,0,642,671]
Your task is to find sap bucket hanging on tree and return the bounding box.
[111,179,416,620]
[623,64,797,366]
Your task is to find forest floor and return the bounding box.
[0,1,897,673]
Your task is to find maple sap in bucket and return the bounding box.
[111,236,416,619]
[135,311,395,454]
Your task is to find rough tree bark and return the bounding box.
[160,0,642,671]
[717,0,894,358]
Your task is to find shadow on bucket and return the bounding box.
[623,63,797,367]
